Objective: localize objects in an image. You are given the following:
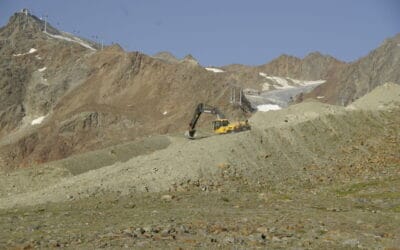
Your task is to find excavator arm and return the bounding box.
[188,103,225,138]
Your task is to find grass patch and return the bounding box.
[358,192,400,200]
[335,181,381,196]
[392,205,400,213]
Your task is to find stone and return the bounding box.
[342,238,359,247]
[161,194,174,201]
[256,226,269,234]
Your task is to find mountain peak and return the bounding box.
[181,54,199,66]
[8,11,44,31]
[2,10,61,37]
[304,51,343,63]
[153,51,179,64]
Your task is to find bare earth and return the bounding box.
[0,83,399,249]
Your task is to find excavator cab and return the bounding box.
[212,119,230,130]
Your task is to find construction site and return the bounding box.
[0,8,399,249]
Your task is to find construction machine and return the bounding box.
[186,103,250,139]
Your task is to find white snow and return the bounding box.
[162,111,168,115]
[35,55,42,60]
[44,31,96,51]
[205,67,224,73]
[262,82,270,91]
[286,77,326,86]
[38,67,47,72]
[31,116,46,125]
[269,76,292,89]
[13,48,37,57]
[317,96,325,99]
[259,72,326,90]
[257,104,282,112]
[259,72,292,89]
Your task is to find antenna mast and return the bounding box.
[44,14,48,33]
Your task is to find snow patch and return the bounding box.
[205,67,224,73]
[35,55,42,60]
[31,116,46,125]
[257,104,282,112]
[269,76,292,89]
[259,72,325,90]
[259,72,292,89]
[13,48,37,57]
[162,111,168,115]
[286,77,326,86]
[44,31,96,51]
[38,67,47,72]
[317,96,325,99]
[262,82,270,91]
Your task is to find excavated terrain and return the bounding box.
[0,84,399,249]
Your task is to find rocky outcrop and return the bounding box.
[304,33,400,105]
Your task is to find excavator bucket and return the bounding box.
[185,129,196,139]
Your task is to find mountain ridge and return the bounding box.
[303,33,400,105]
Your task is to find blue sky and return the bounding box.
[1,0,399,66]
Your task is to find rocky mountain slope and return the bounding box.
[0,11,345,169]
[2,82,399,208]
[1,10,400,250]
[304,33,400,105]
[0,10,397,170]
[219,52,345,90]
[0,83,399,249]
[0,12,251,169]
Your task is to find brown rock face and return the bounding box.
[0,12,251,168]
[221,52,345,90]
[304,33,400,105]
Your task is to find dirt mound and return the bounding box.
[1,89,398,209]
[347,82,400,110]
[42,135,171,175]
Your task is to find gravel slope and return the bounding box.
[1,83,399,209]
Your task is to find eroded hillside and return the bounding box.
[0,83,399,249]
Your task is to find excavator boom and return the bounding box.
[188,103,224,138]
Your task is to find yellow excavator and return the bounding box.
[186,103,250,139]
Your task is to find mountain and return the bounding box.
[0,11,250,168]
[219,52,345,90]
[0,12,96,137]
[152,51,180,64]
[1,10,396,169]
[303,33,400,105]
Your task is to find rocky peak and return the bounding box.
[181,54,200,66]
[303,33,400,105]
[153,51,179,64]
[4,11,46,35]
